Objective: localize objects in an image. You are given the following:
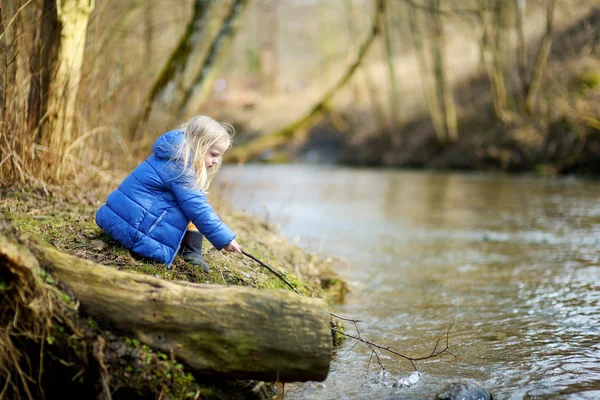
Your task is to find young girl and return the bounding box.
[95,115,242,271]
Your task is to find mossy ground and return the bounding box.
[0,184,348,399]
[0,185,347,303]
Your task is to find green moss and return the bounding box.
[575,72,600,92]
[331,318,345,347]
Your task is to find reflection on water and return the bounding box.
[217,164,600,400]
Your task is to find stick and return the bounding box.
[241,251,301,294]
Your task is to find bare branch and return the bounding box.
[0,0,34,43]
[329,313,362,323]
[331,320,456,371]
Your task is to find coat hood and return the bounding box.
[152,130,184,160]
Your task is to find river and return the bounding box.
[217,164,600,400]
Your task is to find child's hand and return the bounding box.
[223,239,242,254]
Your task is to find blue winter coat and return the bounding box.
[95,129,235,267]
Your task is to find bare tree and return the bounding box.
[342,0,388,131]
[227,0,387,163]
[479,0,516,123]
[257,0,279,95]
[176,0,252,120]
[407,0,458,142]
[525,0,556,114]
[1,0,93,181]
[429,0,458,142]
[143,0,153,67]
[407,3,445,140]
[511,0,556,114]
[380,4,401,131]
[515,0,528,103]
[134,0,214,140]
[44,0,95,158]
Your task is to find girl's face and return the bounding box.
[204,139,228,170]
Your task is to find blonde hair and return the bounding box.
[171,115,234,191]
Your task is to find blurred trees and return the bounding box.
[257,0,279,95]
[227,0,387,162]
[136,0,251,144]
[0,0,598,185]
[523,0,557,114]
[479,0,514,123]
[478,0,558,120]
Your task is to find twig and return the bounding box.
[329,313,362,323]
[367,351,375,373]
[0,372,11,399]
[353,318,385,371]
[57,126,113,179]
[241,251,300,294]
[38,325,46,400]
[0,0,34,43]
[219,269,227,286]
[342,339,360,356]
[331,320,456,371]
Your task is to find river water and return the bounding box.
[217,164,600,400]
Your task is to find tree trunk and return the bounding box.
[143,0,153,67]
[380,5,401,138]
[257,0,279,95]
[514,0,528,104]
[342,0,389,132]
[429,0,458,142]
[27,0,59,137]
[134,0,214,140]
[407,4,445,141]
[3,233,333,382]
[525,0,556,114]
[177,0,252,120]
[1,0,34,128]
[44,0,94,158]
[479,0,514,123]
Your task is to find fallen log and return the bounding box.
[0,229,333,383]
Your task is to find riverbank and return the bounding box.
[0,184,347,399]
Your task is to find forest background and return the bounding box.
[1,0,599,189]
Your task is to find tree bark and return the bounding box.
[380,7,401,130]
[342,0,389,132]
[176,0,252,120]
[27,0,59,136]
[134,0,214,140]
[2,233,333,382]
[44,0,94,158]
[525,0,556,114]
[514,0,528,102]
[479,0,515,123]
[257,0,279,95]
[429,0,458,142]
[408,4,445,141]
